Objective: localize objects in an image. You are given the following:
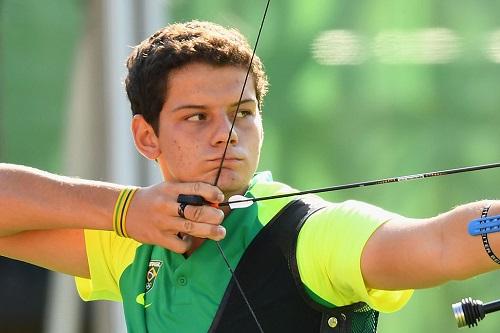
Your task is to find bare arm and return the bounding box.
[0,229,89,277]
[361,200,500,290]
[0,163,226,277]
[0,163,122,237]
[0,164,119,277]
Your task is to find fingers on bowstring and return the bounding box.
[173,182,225,204]
[181,204,224,224]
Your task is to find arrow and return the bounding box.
[220,162,500,209]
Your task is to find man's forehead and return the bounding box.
[168,63,251,86]
[165,63,257,108]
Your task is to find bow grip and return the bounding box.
[468,214,500,236]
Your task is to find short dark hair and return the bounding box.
[125,20,269,134]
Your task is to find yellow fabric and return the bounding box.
[296,199,414,313]
[248,174,296,226]
[75,229,140,302]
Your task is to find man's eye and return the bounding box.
[236,110,253,118]
[186,113,207,121]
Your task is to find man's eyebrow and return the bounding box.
[172,104,207,112]
[229,99,257,108]
[172,99,257,112]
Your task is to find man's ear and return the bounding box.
[131,115,161,160]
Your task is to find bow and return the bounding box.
[176,1,500,331]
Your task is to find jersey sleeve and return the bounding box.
[75,229,140,302]
[296,199,413,313]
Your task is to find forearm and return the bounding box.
[440,200,500,282]
[362,199,500,290]
[0,163,124,236]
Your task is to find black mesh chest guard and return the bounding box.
[208,198,379,333]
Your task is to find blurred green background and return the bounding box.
[2,0,500,332]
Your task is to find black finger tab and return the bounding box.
[177,194,207,206]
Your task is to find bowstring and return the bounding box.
[212,1,271,332]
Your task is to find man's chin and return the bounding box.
[171,168,251,195]
[213,174,251,196]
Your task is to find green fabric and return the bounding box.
[117,172,295,332]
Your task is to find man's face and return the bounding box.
[155,62,263,196]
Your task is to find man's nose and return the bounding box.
[212,113,238,146]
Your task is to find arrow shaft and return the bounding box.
[222,162,500,206]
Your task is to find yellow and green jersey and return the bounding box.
[75,172,412,332]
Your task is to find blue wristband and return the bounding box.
[468,214,500,236]
[468,204,500,265]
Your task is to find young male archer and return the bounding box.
[1,20,500,333]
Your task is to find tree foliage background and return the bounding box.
[2,0,500,332]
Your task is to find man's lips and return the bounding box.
[205,157,245,168]
[207,156,244,162]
